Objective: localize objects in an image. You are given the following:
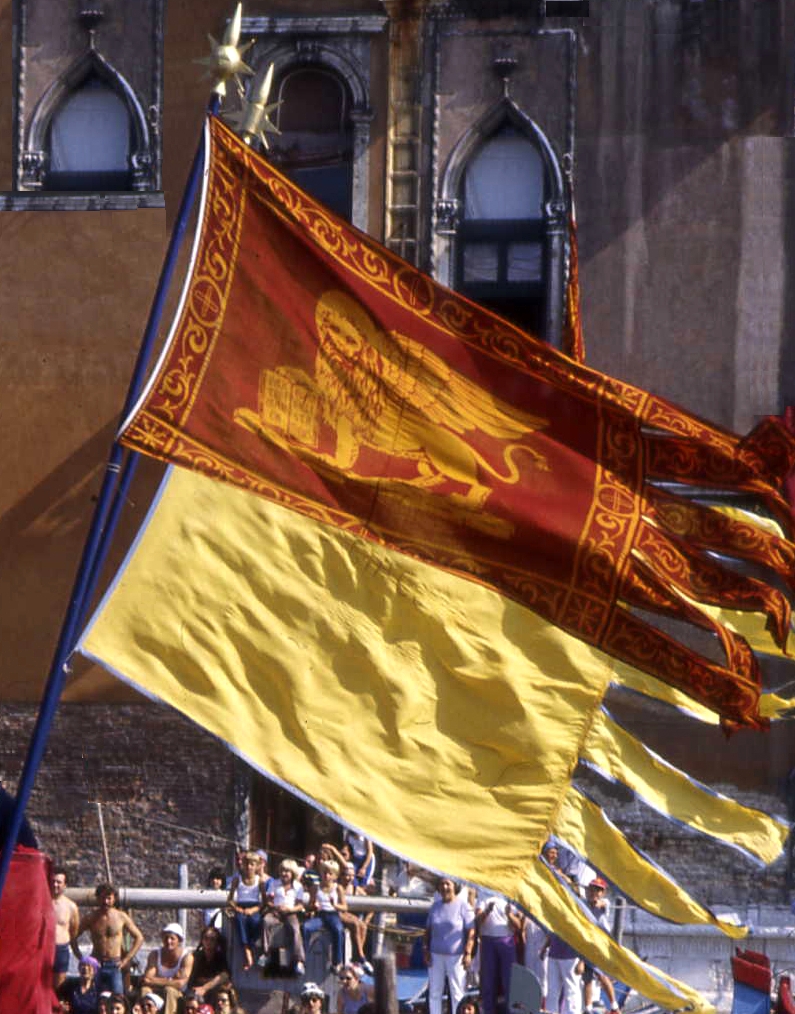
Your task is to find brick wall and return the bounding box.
[1,701,791,940]
[0,702,246,939]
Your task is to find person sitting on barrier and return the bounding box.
[262,858,307,975]
[226,850,268,971]
[336,963,373,1014]
[337,861,373,974]
[187,925,231,1004]
[302,859,347,973]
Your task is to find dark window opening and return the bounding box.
[271,67,353,221]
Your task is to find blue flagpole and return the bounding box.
[0,96,220,906]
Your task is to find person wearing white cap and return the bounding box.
[142,922,194,1014]
[142,995,165,1013]
[298,981,326,1013]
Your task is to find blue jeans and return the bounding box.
[303,911,345,966]
[235,910,263,951]
[98,958,124,994]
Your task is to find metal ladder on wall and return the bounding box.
[385,101,423,267]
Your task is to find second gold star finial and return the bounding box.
[226,63,281,148]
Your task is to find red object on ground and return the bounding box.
[776,976,794,1014]
[0,846,58,1013]
[732,950,772,993]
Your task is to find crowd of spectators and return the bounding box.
[52,834,619,1014]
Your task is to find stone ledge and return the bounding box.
[0,191,165,211]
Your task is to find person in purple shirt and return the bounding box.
[541,932,583,1014]
[423,878,475,1014]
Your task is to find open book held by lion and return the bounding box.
[234,289,549,513]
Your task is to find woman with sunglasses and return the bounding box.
[336,964,372,1014]
[214,985,246,1014]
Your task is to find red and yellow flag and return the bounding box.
[121,116,795,729]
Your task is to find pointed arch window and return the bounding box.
[271,66,353,220]
[47,74,133,191]
[456,123,550,337]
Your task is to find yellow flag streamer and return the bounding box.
[612,663,795,724]
[517,858,708,1013]
[580,710,789,863]
[552,787,746,936]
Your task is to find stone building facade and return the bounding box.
[0,0,794,910]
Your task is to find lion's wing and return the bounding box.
[390,331,547,439]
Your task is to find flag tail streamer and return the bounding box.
[116,115,795,730]
[611,663,795,725]
[517,858,708,1013]
[579,709,789,864]
[552,787,746,937]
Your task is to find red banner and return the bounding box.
[121,116,795,728]
[0,848,57,1013]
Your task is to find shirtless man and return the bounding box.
[142,922,194,1014]
[52,867,81,988]
[76,882,144,994]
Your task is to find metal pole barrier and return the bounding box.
[178,863,189,939]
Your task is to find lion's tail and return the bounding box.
[473,441,550,483]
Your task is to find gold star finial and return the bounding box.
[225,62,281,148]
[195,3,254,98]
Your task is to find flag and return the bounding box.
[78,115,795,1012]
[119,116,795,730]
[78,465,790,1014]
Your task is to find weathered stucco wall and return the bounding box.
[576,0,795,431]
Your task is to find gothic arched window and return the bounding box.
[47,74,133,191]
[271,66,353,220]
[456,123,549,337]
